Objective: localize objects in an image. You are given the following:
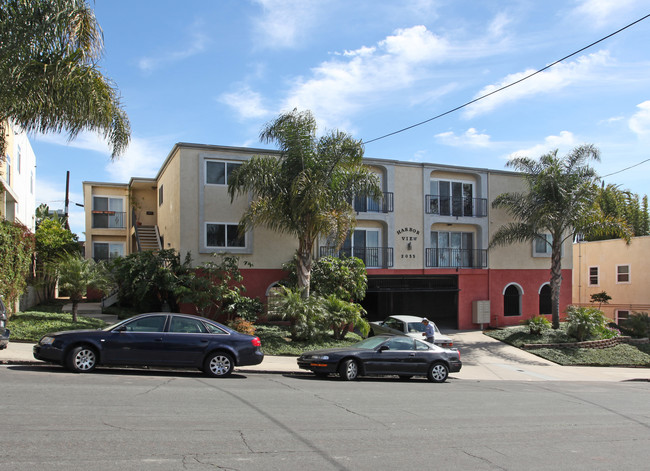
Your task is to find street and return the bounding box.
[1,364,649,470]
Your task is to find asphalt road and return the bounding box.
[1,364,649,470]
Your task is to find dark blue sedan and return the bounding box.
[298,335,461,382]
[33,312,264,377]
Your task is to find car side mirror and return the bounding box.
[115,325,127,333]
[378,345,390,352]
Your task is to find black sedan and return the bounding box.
[297,335,461,382]
[0,295,9,350]
[33,312,264,377]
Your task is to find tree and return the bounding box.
[228,109,382,298]
[490,145,631,329]
[58,254,112,321]
[590,291,611,310]
[0,220,35,314]
[34,217,80,300]
[0,0,130,159]
[586,184,649,240]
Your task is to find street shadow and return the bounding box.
[6,364,250,379]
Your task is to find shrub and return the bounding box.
[522,316,551,335]
[227,317,256,336]
[621,312,650,338]
[596,324,620,339]
[566,306,606,341]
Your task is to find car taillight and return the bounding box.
[251,337,261,347]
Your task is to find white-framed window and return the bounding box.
[342,228,382,268]
[616,265,630,283]
[616,310,630,325]
[93,242,124,261]
[205,160,242,185]
[5,154,10,185]
[588,266,599,286]
[16,144,21,174]
[206,223,245,248]
[429,231,474,267]
[429,179,475,216]
[92,196,125,228]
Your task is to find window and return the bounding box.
[169,316,207,334]
[504,284,522,316]
[342,229,382,267]
[16,145,21,174]
[616,310,630,325]
[93,242,124,261]
[122,315,167,332]
[430,231,474,267]
[384,337,415,351]
[158,185,163,206]
[92,196,125,228]
[617,265,630,283]
[589,266,599,286]
[30,170,34,194]
[429,179,474,216]
[206,223,245,248]
[534,234,552,256]
[206,161,242,185]
[5,155,10,185]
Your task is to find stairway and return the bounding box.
[136,225,162,252]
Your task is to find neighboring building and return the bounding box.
[573,236,650,323]
[83,143,572,330]
[1,121,36,232]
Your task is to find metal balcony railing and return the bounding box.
[320,246,394,268]
[425,195,488,217]
[353,192,394,213]
[425,248,487,268]
[92,211,126,229]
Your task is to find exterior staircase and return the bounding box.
[135,225,162,252]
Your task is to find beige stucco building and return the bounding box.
[573,236,650,323]
[84,142,573,329]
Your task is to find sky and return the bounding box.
[28,0,650,238]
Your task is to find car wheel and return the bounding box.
[427,362,449,383]
[66,345,97,373]
[338,359,359,381]
[204,352,234,377]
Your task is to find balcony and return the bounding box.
[353,192,394,213]
[92,211,126,229]
[425,248,487,268]
[425,195,487,217]
[320,246,394,268]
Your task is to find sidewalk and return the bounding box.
[2,331,649,382]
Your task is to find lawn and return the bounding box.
[484,325,650,367]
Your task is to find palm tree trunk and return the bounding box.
[72,301,78,323]
[296,238,313,298]
[550,240,563,329]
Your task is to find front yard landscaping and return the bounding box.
[484,325,650,367]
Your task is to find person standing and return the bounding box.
[422,318,435,344]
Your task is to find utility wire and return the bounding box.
[602,158,650,177]
[362,13,650,145]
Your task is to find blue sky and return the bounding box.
[29,0,650,238]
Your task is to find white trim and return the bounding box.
[204,221,247,251]
[537,282,550,294]
[204,159,243,186]
[503,282,524,295]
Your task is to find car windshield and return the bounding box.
[351,337,392,349]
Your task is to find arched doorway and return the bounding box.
[539,284,552,315]
[503,284,522,317]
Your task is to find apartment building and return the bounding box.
[573,236,650,323]
[84,142,572,330]
[1,121,36,232]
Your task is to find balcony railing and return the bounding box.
[425,195,487,217]
[320,246,394,268]
[425,248,487,268]
[92,211,126,229]
[353,192,394,213]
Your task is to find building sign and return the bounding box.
[396,227,419,259]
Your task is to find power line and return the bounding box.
[362,13,650,145]
[602,158,650,177]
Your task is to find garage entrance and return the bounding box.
[361,275,459,330]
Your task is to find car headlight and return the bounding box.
[311,355,329,360]
[40,336,55,345]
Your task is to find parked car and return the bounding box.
[33,312,264,377]
[0,295,9,350]
[369,315,454,347]
[297,335,461,382]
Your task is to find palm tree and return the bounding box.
[0,0,130,158]
[228,109,382,297]
[58,255,113,322]
[490,145,630,329]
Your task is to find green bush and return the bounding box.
[621,312,650,338]
[522,316,551,335]
[566,306,606,341]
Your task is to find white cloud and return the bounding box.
[628,100,650,136]
[33,130,112,154]
[435,128,492,148]
[464,50,612,118]
[138,24,208,72]
[252,0,326,49]
[219,86,271,119]
[104,136,170,181]
[570,0,643,28]
[506,131,578,160]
